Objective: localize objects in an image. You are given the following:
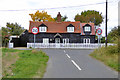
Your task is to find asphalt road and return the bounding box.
[41,49,118,78]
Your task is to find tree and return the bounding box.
[54,15,68,22]
[29,10,55,22]
[6,22,24,35]
[2,23,24,47]
[1,27,9,47]
[74,10,103,26]
[107,26,118,43]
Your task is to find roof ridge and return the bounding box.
[30,21,80,23]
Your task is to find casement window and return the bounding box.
[43,38,49,44]
[67,27,74,32]
[83,38,90,44]
[39,27,47,32]
[63,38,69,44]
[84,26,91,32]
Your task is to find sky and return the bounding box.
[0,0,119,36]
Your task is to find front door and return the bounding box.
[55,38,60,48]
[55,38,60,43]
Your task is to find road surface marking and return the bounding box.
[71,60,82,71]
[64,50,66,53]
[66,54,71,58]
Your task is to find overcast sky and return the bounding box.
[0,0,119,36]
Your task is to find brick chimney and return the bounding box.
[57,12,62,22]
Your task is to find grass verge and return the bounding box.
[2,48,49,78]
[89,45,119,71]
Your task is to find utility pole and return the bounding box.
[105,0,108,47]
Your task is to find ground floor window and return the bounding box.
[83,38,90,44]
[43,38,49,44]
[63,38,69,44]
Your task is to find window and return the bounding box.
[43,38,49,44]
[84,26,91,32]
[83,38,90,44]
[39,27,47,32]
[67,27,74,32]
[63,38,69,44]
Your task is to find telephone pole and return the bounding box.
[105,0,108,47]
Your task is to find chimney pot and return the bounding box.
[57,12,62,22]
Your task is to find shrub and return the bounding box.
[106,45,118,54]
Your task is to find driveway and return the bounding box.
[41,49,118,78]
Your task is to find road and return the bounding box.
[41,49,118,78]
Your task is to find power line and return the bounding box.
[0,1,117,12]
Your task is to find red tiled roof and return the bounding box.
[29,21,81,33]
[29,21,95,35]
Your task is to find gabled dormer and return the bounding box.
[39,23,47,32]
[83,24,92,35]
[67,24,75,33]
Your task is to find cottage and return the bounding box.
[28,12,95,44]
[10,12,96,48]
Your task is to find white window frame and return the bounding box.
[67,27,74,32]
[83,38,90,44]
[84,26,91,32]
[63,38,69,44]
[39,27,47,32]
[43,38,49,44]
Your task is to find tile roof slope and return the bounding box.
[29,21,81,33]
[29,21,95,35]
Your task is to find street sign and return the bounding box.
[31,27,39,35]
[96,28,102,48]
[96,28,102,35]
[31,27,39,48]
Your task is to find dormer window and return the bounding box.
[67,24,75,32]
[39,27,47,32]
[39,23,47,32]
[67,27,74,32]
[83,24,92,33]
[84,26,91,32]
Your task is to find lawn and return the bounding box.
[90,45,119,71]
[2,48,49,78]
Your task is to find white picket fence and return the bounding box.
[27,43,115,49]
